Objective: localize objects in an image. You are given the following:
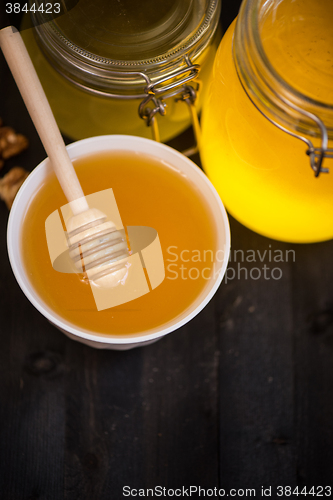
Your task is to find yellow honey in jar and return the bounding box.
[21,0,220,141]
[201,0,333,243]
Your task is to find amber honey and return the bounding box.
[21,151,217,335]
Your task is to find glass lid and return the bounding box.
[55,0,202,60]
[33,0,218,66]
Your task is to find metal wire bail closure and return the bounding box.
[268,101,333,178]
[266,105,332,177]
[236,69,332,178]
[138,55,201,155]
[232,0,333,179]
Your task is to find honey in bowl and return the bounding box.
[21,150,219,335]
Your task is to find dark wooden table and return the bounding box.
[1,2,333,498]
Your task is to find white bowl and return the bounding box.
[7,135,230,350]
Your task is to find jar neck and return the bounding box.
[32,0,220,98]
[233,0,333,143]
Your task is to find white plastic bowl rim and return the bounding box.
[7,135,230,346]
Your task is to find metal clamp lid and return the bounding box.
[268,103,332,177]
[138,56,201,155]
[238,75,332,177]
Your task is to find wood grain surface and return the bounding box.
[1,2,333,498]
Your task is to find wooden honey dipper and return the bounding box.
[0,27,129,287]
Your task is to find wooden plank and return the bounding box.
[63,343,145,499]
[221,0,241,32]
[0,61,47,173]
[0,47,67,499]
[139,303,219,489]
[0,224,66,499]
[63,300,219,498]
[292,241,333,486]
[217,217,296,489]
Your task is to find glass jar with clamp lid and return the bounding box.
[201,0,333,242]
[21,0,220,148]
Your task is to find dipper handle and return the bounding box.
[0,26,88,214]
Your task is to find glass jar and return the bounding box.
[21,0,220,142]
[201,0,333,243]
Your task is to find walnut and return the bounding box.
[0,126,29,160]
[0,167,29,209]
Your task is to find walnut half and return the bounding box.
[0,167,29,209]
[0,126,29,161]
